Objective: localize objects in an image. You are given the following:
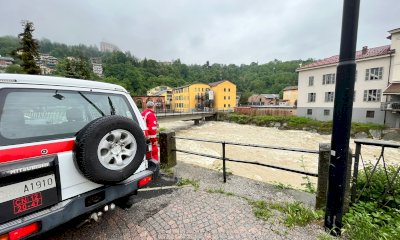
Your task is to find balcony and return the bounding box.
[381,102,400,111]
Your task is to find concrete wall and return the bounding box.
[297,107,385,124]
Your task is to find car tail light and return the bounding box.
[0,234,8,240]
[138,176,152,188]
[7,222,40,240]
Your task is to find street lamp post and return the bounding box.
[325,0,360,235]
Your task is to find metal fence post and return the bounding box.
[222,142,226,183]
[351,142,361,203]
[159,131,177,168]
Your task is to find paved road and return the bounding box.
[44,162,324,240]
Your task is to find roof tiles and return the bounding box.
[298,45,392,70]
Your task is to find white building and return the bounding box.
[297,28,400,128]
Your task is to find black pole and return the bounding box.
[325,0,360,234]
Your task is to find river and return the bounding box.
[159,120,400,189]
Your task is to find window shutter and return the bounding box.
[365,69,369,81]
[322,75,325,85]
[377,89,381,101]
[363,90,367,101]
[333,74,336,84]
[379,67,383,80]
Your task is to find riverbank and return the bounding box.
[218,113,400,141]
[159,121,400,190]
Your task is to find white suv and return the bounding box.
[0,74,159,239]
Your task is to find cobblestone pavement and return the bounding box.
[45,162,325,240]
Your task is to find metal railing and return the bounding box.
[351,139,400,206]
[174,136,319,183]
[381,102,400,111]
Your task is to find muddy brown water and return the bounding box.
[159,121,400,189]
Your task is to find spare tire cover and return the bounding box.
[75,115,146,184]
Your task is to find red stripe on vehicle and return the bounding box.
[0,140,75,164]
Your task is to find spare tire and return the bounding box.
[75,115,146,184]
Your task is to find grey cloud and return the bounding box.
[0,0,399,64]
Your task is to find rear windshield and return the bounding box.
[0,88,138,146]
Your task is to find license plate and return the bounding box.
[0,175,56,204]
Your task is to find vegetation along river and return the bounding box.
[159,121,400,190]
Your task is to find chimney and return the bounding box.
[362,46,368,55]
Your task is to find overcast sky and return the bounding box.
[1,0,399,65]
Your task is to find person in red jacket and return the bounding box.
[141,101,159,160]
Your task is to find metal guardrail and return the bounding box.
[173,136,318,183]
[351,139,400,205]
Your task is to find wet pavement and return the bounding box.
[44,162,324,240]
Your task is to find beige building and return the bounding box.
[248,94,280,106]
[282,86,298,107]
[297,27,400,128]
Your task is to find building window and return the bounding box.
[224,104,226,107]
[309,76,314,86]
[363,89,381,102]
[366,111,375,118]
[307,109,312,115]
[365,67,383,80]
[224,96,226,100]
[324,109,330,116]
[322,73,336,85]
[224,88,226,92]
[202,88,204,91]
[228,88,231,92]
[308,93,316,102]
[228,104,231,107]
[228,96,230,100]
[325,92,335,102]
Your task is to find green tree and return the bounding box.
[5,64,23,73]
[17,21,41,74]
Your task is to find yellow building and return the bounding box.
[282,86,298,107]
[209,80,237,111]
[172,83,210,112]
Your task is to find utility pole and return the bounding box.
[325,0,360,235]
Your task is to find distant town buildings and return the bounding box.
[247,94,280,106]
[100,41,120,53]
[282,86,298,107]
[147,86,173,110]
[297,27,400,128]
[36,54,59,75]
[171,80,237,112]
[90,57,103,77]
[0,55,14,69]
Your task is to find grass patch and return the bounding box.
[341,165,400,239]
[300,157,316,194]
[158,127,168,132]
[274,182,293,190]
[176,178,200,191]
[247,199,273,221]
[206,188,235,196]
[160,167,174,177]
[268,201,323,228]
[224,113,386,137]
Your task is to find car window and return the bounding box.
[0,88,138,146]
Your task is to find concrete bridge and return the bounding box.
[156,111,217,125]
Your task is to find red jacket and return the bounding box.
[141,109,157,139]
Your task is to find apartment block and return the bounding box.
[297,28,400,128]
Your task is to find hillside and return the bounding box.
[0,36,313,100]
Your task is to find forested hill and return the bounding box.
[0,36,313,102]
